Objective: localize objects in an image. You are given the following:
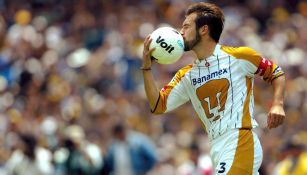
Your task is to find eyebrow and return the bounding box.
[182,23,190,27]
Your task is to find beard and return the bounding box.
[184,31,201,51]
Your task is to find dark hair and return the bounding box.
[112,123,125,135]
[280,140,305,152]
[19,134,37,160]
[186,2,225,42]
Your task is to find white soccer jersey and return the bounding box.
[152,44,284,141]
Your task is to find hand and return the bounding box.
[141,35,155,69]
[267,104,285,129]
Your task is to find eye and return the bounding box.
[172,30,179,34]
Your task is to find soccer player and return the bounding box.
[141,2,286,175]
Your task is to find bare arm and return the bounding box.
[142,36,160,111]
[272,75,286,106]
[267,75,286,129]
[143,71,160,111]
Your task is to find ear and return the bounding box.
[199,25,209,36]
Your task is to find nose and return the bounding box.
[180,30,185,41]
[180,29,184,36]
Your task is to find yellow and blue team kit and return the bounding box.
[152,44,284,174]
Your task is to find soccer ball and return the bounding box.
[149,27,184,64]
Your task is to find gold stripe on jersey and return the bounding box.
[242,77,252,129]
[228,129,254,175]
[221,46,261,67]
[152,64,192,114]
[221,45,285,83]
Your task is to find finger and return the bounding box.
[267,114,272,129]
[144,35,151,43]
[272,114,284,128]
[268,114,276,129]
[146,34,151,40]
[144,37,152,49]
[144,47,155,57]
[276,115,285,126]
[149,47,155,54]
[143,47,155,62]
[276,115,283,126]
[147,38,153,49]
[271,115,278,128]
[149,48,156,60]
[272,114,281,128]
[272,116,280,128]
[143,41,153,58]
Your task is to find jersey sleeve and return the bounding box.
[151,65,191,114]
[221,46,284,83]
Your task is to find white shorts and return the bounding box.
[210,129,263,175]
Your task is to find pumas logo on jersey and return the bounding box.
[192,68,228,86]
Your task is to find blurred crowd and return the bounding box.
[0,0,306,175]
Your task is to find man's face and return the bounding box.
[180,13,201,51]
[115,130,126,141]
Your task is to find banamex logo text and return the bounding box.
[156,36,175,54]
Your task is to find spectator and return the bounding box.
[177,142,213,175]
[272,141,307,175]
[53,125,103,175]
[5,133,53,175]
[104,123,157,175]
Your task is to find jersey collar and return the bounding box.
[194,44,221,65]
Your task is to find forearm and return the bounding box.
[271,75,285,106]
[267,75,286,129]
[142,70,160,110]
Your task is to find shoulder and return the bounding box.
[168,64,192,85]
[220,45,262,66]
[176,64,193,77]
[220,45,261,59]
[128,131,153,146]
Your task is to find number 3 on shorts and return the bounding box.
[217,162,226,174]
